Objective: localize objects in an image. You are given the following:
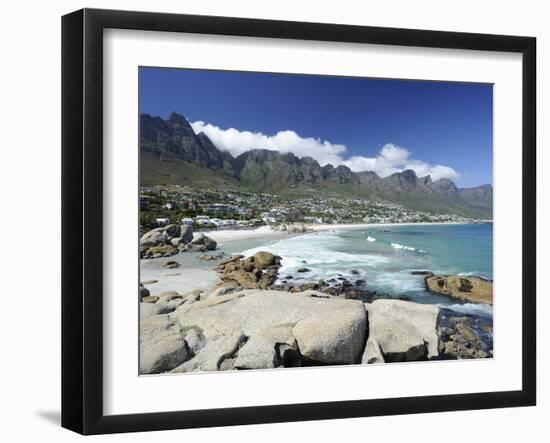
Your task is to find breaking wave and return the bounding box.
[442,303,494,318]
[239,231,389,282]
[391,242,416,251]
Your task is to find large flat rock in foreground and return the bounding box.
[362,299,439,364]
[159,290,368,373]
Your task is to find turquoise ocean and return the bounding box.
[238,223,493,317]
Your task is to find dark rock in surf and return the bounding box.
[411,270,434,276]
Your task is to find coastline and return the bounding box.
[140,221,492,303]
[204,221,482,244]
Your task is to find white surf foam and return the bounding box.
[391,242,416,251]
[367,236,376,242]
[239,231,389,280]
[457,271,492,280]
[369,271,427,293]
[442,303,493,317]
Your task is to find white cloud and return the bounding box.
[191,121,460,182]
[191,121,346,166]
[341,144,460,181]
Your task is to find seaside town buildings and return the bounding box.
[139,185,487,230]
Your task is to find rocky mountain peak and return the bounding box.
[386,169,418,190]
[433,178,459,193]
[168,111,191,127]
[401,169,418,182]
[420,175,433,186]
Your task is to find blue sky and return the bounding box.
[140,67,493,187]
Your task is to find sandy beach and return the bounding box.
[140,250,221,297]
[203,221,471,243]
[201,225,281,243]
[140,225,297,296]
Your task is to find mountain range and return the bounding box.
[140,112,493,218]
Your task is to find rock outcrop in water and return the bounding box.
[212,251,413,303]
[424,275,493,304]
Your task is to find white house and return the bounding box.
[155,217,170,226]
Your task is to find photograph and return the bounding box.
[138,67,494,375]
[0,0,544,439]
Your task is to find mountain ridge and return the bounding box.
[140,112,493,218]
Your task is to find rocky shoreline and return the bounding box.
[206,250,493,306]
[140,223,218,259]
[139,243,494,374]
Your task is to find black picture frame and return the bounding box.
[61,8,537,435]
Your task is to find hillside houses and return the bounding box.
[139,185,482,230]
